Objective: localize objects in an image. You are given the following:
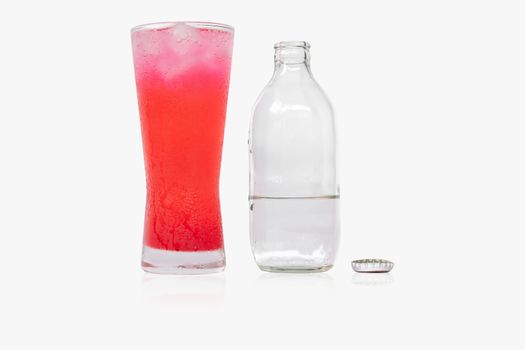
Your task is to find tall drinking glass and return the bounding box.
[131,22,234,274]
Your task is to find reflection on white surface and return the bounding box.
[255,271,335,284]
[141,274,226,314]
[351,272,394,286]
[252,273,338,307]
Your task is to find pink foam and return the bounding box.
[132,23,233,81]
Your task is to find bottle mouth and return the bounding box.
[274,41,311,49]
[274,41,311,64]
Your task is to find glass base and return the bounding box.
[142,246,225,275]
[257,264,333,273]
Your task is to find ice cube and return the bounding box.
[132,29,164,57]
[169,23,201,46]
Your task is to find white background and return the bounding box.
[1,0,524,348]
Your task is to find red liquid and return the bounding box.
[132,25,233,251]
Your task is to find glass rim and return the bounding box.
[131,21,234,34]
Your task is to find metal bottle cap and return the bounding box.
[352,259,394,273]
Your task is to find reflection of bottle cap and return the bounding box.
[352,259,394,273]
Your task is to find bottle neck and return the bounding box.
[273,42,312,77]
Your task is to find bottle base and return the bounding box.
[142,246,225,275]
[257,264,333,273]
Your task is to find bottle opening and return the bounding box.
[274,41,311,49]
[274,41,311,64]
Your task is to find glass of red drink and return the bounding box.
[131,22,234,274]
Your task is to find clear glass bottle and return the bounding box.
[249,41,340,272]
